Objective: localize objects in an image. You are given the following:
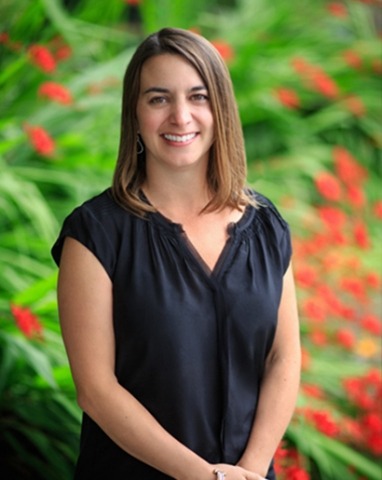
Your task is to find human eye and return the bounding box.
[148,96,168,105]
[191,93,209,103]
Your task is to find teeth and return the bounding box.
[163,133,196,143]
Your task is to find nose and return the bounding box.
[169,99,192,126]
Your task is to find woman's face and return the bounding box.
[136,54,214,173]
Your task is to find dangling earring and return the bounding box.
[137,134,144,154]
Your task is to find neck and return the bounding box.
[143,162,212,216]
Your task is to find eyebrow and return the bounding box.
[142,85,208,95]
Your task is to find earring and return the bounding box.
[137,134,144,154]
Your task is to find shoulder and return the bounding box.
[247,189,289,232]
[51,189,137,275]
[74,188,125,221]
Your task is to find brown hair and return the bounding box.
[112,27,254,215]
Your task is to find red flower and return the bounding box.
[211,40,235,62]
[11,304,43,339]
[361,314,382,335]
[38,81,73,104]
[295,264,317,288]
[365,271,380,289]
[373,200,382,219]
[291,56,312,75]
[362,412,382,455]
[25,124,55,156]
[372,59,382,75]
[344,95,366,117]
[340,276,367,301]
[55,45,72,61]
[274,88,300,109]
[343,50,363,70]
[284,466,310,480]
[310,329,328,346]
[336,328,356,349]
[124,0,140,4]
[307,409,339,437]
[310,68,340,98]
[302,297,326,322]
[353,220,370,249]
[333,146,367,185]
[302,384,325,399]
[318,206,347,229]
[327,2,348,17]
[301,347,311,371]
[28,44,56,73]
[315,171,342,201]
[49,35,72,62]
[366,432,382,456]
[346,184,366,208]
[0,32,9,44]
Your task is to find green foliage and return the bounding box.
[0,0,381,478]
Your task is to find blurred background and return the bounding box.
[0,0,381,478]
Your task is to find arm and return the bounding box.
[58,238,263,480]
[237,263,301,477]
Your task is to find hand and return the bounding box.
[212,463,266,480]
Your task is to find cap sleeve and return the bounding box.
[51,205,116,280]
[279,219,292,274]
[255,192,292,274]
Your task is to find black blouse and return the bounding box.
[52,188,292,480]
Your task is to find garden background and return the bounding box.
[0,0,381,479]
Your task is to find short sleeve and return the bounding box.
[255,192,292,274]
[51,204,116,280]
[279,220,292,273]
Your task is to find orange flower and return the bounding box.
[315,171,342,201]
[28,44,56,73]
[38,81,73,104]
[327,2,348,17]
[11,304,43,339]
[211,40,234,62]
[25,124,55,156]
[274,87,300,109]
[356,338,379,358]
[333,146,367,185]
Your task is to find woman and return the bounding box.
[52,27,301,480]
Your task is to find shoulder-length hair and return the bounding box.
[112,27,255,216]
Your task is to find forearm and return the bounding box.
[79,379,214,480]
[237,353,301,476]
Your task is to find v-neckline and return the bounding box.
[149,204,254,278]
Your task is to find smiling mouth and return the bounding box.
[162,133,197,143]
